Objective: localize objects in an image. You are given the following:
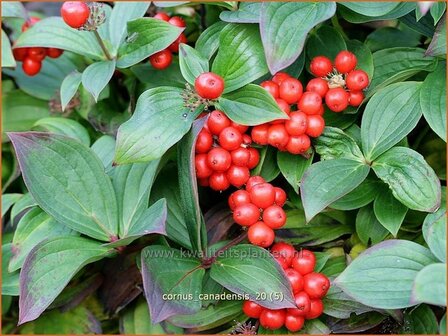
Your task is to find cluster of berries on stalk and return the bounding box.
[149,12,188,70]
[309,50,370,112]
[243,243,330,331]
[12,17,63,76]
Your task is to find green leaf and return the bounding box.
[212,24,268,93]
[210,244,295,309]
[260,2,336,74]
[365,27,421,52]
[121,299,167,334]
[346,39,374,80]
[355,204,389,246]
[117,18,183,68]
[141,245,204,323]
[315,127,365,162]
[1,193,22,217]
[372,147,441,212]
[195,21,228,60]
[301,158,370,222]
[15,17,104,60]
[219,2,261,23]
[361,82,422,161]
[2,243,19,296]
[216,84,287,125]
[9,207,74,272]
[179,43,209,84]
[115,87,200,164]
[368,48,436,96]
[301,319,331,334]
[340,2,416,23]
[131,61,185,88]
[251,146,280,182]
[420,62,446,142]
[306,25,347,61]
[402,303,439,334]
[339,2,400,16]
[9,132,119,241]
[1,2,26,18]
[91,135,116,174]
[10,193,37,227]
[426,16,446,57]
[373,188,408,237]
[19,236,113,324]
[412,263,446,307]
[60,70,82,111]
[430,2,446,24]
[2,29,15,68]
[330,177,379,211]
[334,239,437,309]
[82,60,116,101]
[422,189,446,262]
[32,117,90,147]
[277,150,313,193]
[323,286,377,319]
[440,313,446,334]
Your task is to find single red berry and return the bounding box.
[195,130,213,154]
[246,175,265,192]
[154,12,170,21]
[22,57,41,76]
[298,91,322,115]
[219,127,243,151]
[288,291,311,317]
[348,90,364,107]
[261,80,279,98]
[274,254,290,270]
[251,124,269,145]
[195,154,213,179]
[168,33,187,53]
[286,135,311,154]
[271,242,295,266]
[207,110,231,135]
[279,78,303,104]
[335,50,357,74]
[272,72,290,85]
[305,115,325,138]
[168,16,186,27]
[248,222,275,247]
[61,1,90,29]
[303,273,330,299]
[285,314,305,332]
[242,300,263,318]
[195,72,225,99]
[21,16,41,32]
[209,172,230,191]
[346,69,369,91]
[231,147,250,167]
[285,111,308,136]
[268,124,289,149]
[46,48,63,58]
[28,47,47,62]
[274,187,287,207]
[250,182,276,209]
[149,49,172,70]
[242,134,252,146]
[310,56,333,77]
[325,87,349,112]
[227,165,250,187]
[206,147,231,172]
[230,122,249,134]
[263,205,287,229]
[291,250,316,275]
[233,203,260,226]
[275,98,291,114]
[228,190,251,210]
[285,268,304,294]
[316,104,325,116]
[306,78,329,98]
[12,47,29,61]
[247,147,260,169]
[306,299,324,319]
[259,309,286,330]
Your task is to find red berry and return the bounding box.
[261,80,279,98]
[250,182,276,209]
[21,16,41,32]
[154,12,170,21]
[198,178,209,187]
[325,87,349,112]
[206,147,231,172]
[230,122,249,134]
[168,33,187,53]
[285,268,304,294]
[268,124,289,149]
[227,165,250,187]
[168,16,186,27]
[335,50,357,74]
[219,127,243,151]
[149,49,172,70]
[209,172,230,191]
[231,147,250,167]
[306,299,324,319]
[247,148,260,169]
[285,111,307,136]
[306,78,329,98]
[195,130,213,153]
[61,1,90,29]
[28,47,47,62]
[285,314,305,332]
[272,72,290,85]
[263,205,287,229]
[303,273,330,299]
[259,309,286,330]
[291,249,316,275]
[286,135,311,154]
[13,47,29,61]
[207,110,231,135]
[251,124,269,145]
[274,255,290,270]
[248,222,275,247]
[288,291,311,317]
[195,154,213,179]
[279,78,303,104]
[348,91,364,107]
[195,72,225,99]
[346,69,369,91]
[310,56,333,77]
[233,203,260,226]
[316,104,325,116]
[274,187,287,207]
[271,242,295,266]
[242,134,252,146]
[228,190,251,210]
[22,57,41,76]
[246,176,265,192]
[298,91,322,115]
[46,48,63,58]
[275,98,291,114]
[242,301,263,318]
[306,115,325,138]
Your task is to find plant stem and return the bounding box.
[93,30,113,61]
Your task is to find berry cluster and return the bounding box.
[149,12,188,70]
[229,177,287,247]
[243,243,330,331]
[309,50,370,112]
[195,110,260,191]
[12,17,63,76]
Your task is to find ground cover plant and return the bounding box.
[1,1,446,334]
